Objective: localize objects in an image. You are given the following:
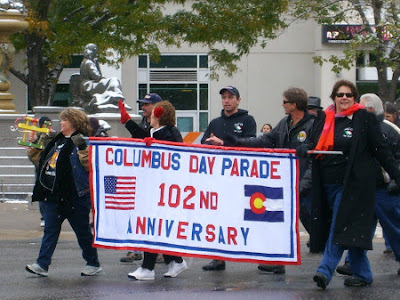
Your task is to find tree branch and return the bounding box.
[9,67,27,84]
[63,6,86,22]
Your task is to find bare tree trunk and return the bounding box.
[26,34,50,107]
[26,0,53,108]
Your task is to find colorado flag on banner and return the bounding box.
[243,184,284,222]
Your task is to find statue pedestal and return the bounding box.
[0,10,28,113]
[0,92,15,112]
[32,106,141,137]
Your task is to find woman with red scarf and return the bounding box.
[301,80,400,289]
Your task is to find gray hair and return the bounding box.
[360,93,384,115]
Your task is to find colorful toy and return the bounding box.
[12,116,52,149]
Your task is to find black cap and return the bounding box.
[38,116,51,127]
[307,96,322,109]
[137,93,163,104]
[219,86,240,97]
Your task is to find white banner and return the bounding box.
[90,138,300,264]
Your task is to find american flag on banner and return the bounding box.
[103,176,136,210]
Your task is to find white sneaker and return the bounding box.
[26,263,48,277]
[128,267,155,281]
[164,260,188,278]
[81,265,102,276]
[40,220,45,227]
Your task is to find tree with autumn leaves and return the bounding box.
[11,0,288,108]
[292,0,400,102]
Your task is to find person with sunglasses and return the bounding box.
[297,80,400,289]
[206,87,317,274]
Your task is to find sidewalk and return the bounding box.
[0,201,74,240]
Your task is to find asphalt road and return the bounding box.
[1,202,400,300]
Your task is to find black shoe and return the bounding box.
[336,262,353,276]
[383,248,393,254]
[313,272,329,289]
[344,277,371,287]
[257,264,285,274]
[202,260,225,271]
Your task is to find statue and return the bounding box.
[0,0,26,14]
[77,43,131,113]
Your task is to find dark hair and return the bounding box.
[384,102,398,115]
[282,87,308,111]
[38,116,51,127]
[154,101,176,127]
[330,80,359,102]
[261,123,272,132]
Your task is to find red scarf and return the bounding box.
[315,103,364,152]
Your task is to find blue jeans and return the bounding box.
[36,197,100,270]
[374,188,400,261]
[39,201,46,221]
[317,184,373,283]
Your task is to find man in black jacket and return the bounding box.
[201,86,256,271]
[201,86,256,146]
[206,87,316,273]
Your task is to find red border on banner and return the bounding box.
[88,136,301,265]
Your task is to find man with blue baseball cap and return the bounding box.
[118,93,163,263]
[119,93,163,138]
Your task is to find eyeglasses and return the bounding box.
[336,92,354,98]
[283,100,294,104]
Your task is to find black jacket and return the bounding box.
[125,117,150,138]
[375,116,400,187]
[230,112,315,180]
[309,109,400,252]
[152,126,183,143]
[201,109,256,145]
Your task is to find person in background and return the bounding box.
[89,117,110,137]
[26,108,102,277]
[27,116,56,227]
[127,101,187,281]
[384,102,400,128]
[200,85,256,271]
[261,123,272,133]
[307,96,323,116]
[118,93,164,263]
[297,80,400,289]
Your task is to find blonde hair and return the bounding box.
[60,108,90,136]
[154,101,176,127]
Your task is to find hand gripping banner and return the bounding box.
[90,138,300,265]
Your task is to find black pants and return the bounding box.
[142,252,182,271]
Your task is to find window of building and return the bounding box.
[138,54,210,132]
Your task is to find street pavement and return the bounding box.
[1,202,400,300]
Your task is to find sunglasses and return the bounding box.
[336,92,354,98]
[283,100,294,104]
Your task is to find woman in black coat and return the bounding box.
[26,108,102,277]
[303,80,400,289]
[127,101,186,281]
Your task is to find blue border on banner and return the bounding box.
[91,140,297,260]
